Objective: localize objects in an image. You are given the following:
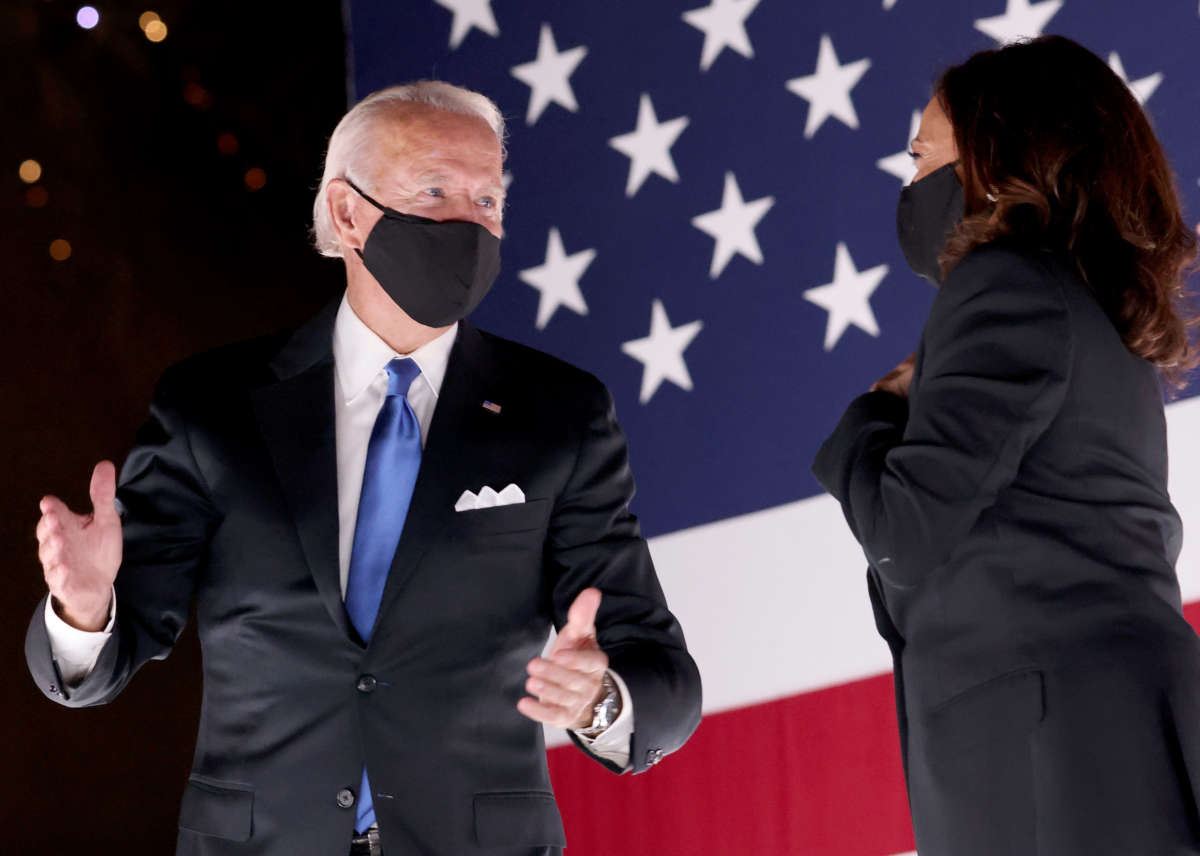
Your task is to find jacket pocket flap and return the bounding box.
[179,776,254,842]
[474,791,566,847]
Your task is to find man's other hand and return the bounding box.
[37,461,122,632]
[518,588,609,730]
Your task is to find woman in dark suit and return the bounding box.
[814,35,1200,855]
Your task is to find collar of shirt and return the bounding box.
[331,292,458,404]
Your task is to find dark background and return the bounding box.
[2,1,347,849]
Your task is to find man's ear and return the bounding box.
[327,179,363,252]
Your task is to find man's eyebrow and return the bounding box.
[412,171,450,186]
[410,172,504,197]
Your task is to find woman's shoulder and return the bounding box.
[947,239,1062,286]
[936,239,1072,314]
[926,240,1074,351]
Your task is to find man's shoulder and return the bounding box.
[473,327,611,411]
[154,328,296,400]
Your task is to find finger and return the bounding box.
[558,587,601,646]
[39,495,72,518]
[527,658,598,693]
[516,696,576,729]
[38,538,62,569]
[36,512,62,543]
[526,675,591,709]
[547,647,608,674]
[89,461,118,523]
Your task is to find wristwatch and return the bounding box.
[576,672,621,738]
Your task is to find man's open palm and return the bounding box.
[36,461,122,631]
[517,588,609,730]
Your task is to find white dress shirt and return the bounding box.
[45,293,632,767]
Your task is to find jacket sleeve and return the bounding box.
[25,363,221,707]
[812,247,1073,589]
[546,378,702,774]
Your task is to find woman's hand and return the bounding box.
[871,353,916,399]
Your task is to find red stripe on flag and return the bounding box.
[549,672,914,856]
[550,602,1200,855]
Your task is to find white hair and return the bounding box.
[311,80,506,258]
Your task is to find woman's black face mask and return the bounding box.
[347,179,501,327]
[896,161,964,286]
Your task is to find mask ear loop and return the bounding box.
[343,178,388,213]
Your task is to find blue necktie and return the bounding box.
[345,357,423,833]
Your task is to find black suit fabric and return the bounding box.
[25,300,702,856]
[814,243,1200,855]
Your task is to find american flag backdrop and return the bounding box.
[345,1,1200,853]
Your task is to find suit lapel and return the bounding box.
[250,299,353,642]
[371,321,502,640]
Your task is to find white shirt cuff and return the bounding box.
[570,668,634,769]
[44,587,115,686]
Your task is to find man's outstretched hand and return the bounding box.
[36,461,122,632]
[518,588,609,730]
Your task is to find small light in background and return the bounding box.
[49,239,72,261]
[183,82,212,109]
[138,11,160,29]
[76,6,99,29]
[217,133,239,155]
[19,159,42,183]
[144,19,167,42]
[244,168,267,191]
[26,187,50,208]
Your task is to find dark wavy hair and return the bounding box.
[936,35,1199,388]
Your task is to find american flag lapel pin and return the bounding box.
[482,400,502,415]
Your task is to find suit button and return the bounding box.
[336,788,356,809]
[646,747,664,767]
[356,675,377,693]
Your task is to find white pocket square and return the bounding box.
[455,483,525,512]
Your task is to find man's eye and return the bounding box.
[425,188,444,198]
[478,197,495,209]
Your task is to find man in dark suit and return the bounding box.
[26,80,701,855]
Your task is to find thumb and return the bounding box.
[558,588,601,646]
[89,460,118,523]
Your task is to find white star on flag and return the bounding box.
[518,228,596,330]
[691,172,775,279]
[804,242,889,351]
[432,0,499,50]
[502,171,513,191]
[681,0,762,72]
[883,0,899,8]
[973,0,1063,45]
[622,300,704,404]
[786,34,872,139]
[609,94,690,197]
[877,110,923,185]
[1108,52,1163,106]
[511,23,588,125]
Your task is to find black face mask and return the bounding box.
[896,161,964,286]
[347,180,501,327]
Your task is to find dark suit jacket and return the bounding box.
[814,243,1200,855]
[26,300,702,856]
